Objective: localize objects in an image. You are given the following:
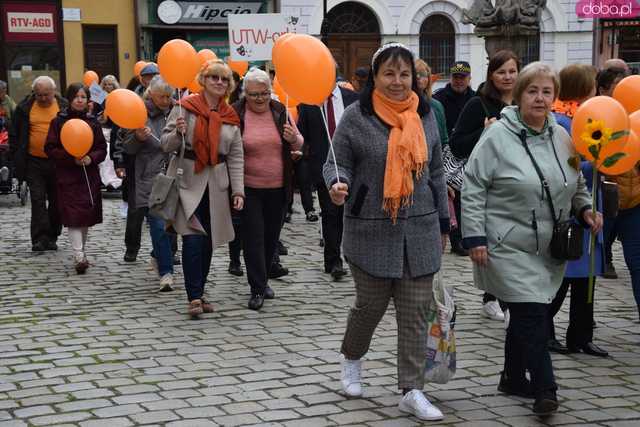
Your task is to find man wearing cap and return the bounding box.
[351,67,369,93]
[135,63,159,96]
[433,61,476,137]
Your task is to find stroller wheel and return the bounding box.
[19,182,28,206]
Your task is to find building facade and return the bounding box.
[281,0,596,89]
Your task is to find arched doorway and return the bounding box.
[324,2,381,81]
[419,15,455,78]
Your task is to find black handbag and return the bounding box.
[518,130,583,261]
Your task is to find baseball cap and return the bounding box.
[354,67,369,78]
[140,63,159,76]
[450,61,471,76]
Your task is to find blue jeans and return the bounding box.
[618,204,640,312]
[181,191,212,302]
[147,212,173,277]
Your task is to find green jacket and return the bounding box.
[461,106,591,303]
[430,98,448,146]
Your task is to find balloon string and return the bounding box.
[82,164,94,207]
[150,133,161,143]
[285,95,290,125]
[321,106,340,184]
[177,88,187,149]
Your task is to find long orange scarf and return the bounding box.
[372,89,428,223]
[180,93,240,173]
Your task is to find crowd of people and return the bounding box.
[1,42,639,421]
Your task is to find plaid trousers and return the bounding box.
[341,262,434,390]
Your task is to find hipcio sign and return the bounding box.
[157,0,262,25]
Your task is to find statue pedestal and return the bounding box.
[482,25,539,63]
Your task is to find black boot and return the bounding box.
[497,371,534,399]
[533,390,558,416]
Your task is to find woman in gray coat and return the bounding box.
[123,76,175,292]
[161,60,244,318]
[324,43,449,421]
[461,62,602,416]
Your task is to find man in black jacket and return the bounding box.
[10,76,67,251]
[433,61,476,137]
[298,85,358,280]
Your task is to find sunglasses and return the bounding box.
[204,74,230,83]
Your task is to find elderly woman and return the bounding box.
[100,75,120,93]
[123,76,176,292]
[231,68,303,310]
[462,62,602,416]
[161,59,244,318]
[45,83,106,274]
[325,43,449,421]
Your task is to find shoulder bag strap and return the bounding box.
[518,129,558,223]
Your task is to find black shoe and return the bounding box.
[330,265,347,280]
[248,294,264,310]
[277,241,288,256]
[123,250,137,262]
[306,211,319,222]
[46,241,58,251]
[533,391,558,416]
[173,256,181,266]
[497,371,534,399]
[264,286,275,300]
[284,212,292,223]
[548,339,570,354]
[451,244,469,256]
[569,342,609,357]
[268,263,289,279]
[228,261,244,277]
[603,262,618,279]
[32,241,47,252]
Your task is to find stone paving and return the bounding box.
[1,193,640,427]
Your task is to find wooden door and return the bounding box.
[83,26,118,81]
[328,36,379,80]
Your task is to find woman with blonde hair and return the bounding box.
[415,59,447,147]
[161,59,244,317]
[100,75,120,93]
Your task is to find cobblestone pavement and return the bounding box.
[1,194,640,427]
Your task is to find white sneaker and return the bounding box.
[149,257,159,274]
[399,390,444,421]
[159,273,174,292]
[504,309,510,329]
[482,300,505,321]
[340,356,362,397]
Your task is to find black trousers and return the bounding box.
[124,206,147,254]
[505,302,557,396]
[228,209,242,264]
[289,160,314,214]
[316,181,343,272]
[26,156,61,245]
[242,187,286,295]
[549,277,594,347]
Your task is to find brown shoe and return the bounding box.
[201,297,214,313]
[188,299,203,318]
[75,259,89,275]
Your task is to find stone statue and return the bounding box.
[461,0,546,34]
[519,0,547,29]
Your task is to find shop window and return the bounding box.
[4,45,62,102]
[521,33,541,67]
[419,15,455,78]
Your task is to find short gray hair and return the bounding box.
[32,75,56,90]
[144,75,174,99]
[513,62,559,105]
[243,67,271,93]
[100,75,120,90]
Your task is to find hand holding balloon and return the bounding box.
[135,127,152,141]
[176,117,187,135]
[74,156,92,167]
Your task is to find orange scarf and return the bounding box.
[372,89,428,223]
[180,93,240,173]
[551,99,579,118]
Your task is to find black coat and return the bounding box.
[297,87,359,183]
[432,83,476,137]
[449,95,508,159]
[9,94,69,181]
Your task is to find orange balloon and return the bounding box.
[133,61,147,77]
[104,89,148,129]
[287,107,298,123]
[61,119,93,158]
[197,49,217,66]
[273,34,336,105]
[226,58,248,77]
[187,78,202,94]
[272,32,295,64]
[158,39,200,88]
[630,110,640,134]
[613,75,640,114]
[83,70,99,87]
[272,77,299,108]
[598,129,640,175]
[571,96,630,162]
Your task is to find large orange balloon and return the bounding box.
[630,110,640,134]
[571,96,630,162]
[133,61,147,77]
[598,130,640,175]
[61,119,93,158]
[273,34,336,105]
[157,39,200,88]
[273,77,299,108]
[104,89,147,129]
[271,32,295,64]
[613,75,640,114]
[226,58,248,77]
[287,107,298,123]
[197,49,217,66]
[83,70,99,87]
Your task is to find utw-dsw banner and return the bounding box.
[228,13,302,61]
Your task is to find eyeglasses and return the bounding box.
[246,91,271,99]
[204,74,230,83]
[417,73,430,79]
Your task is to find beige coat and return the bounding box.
[161,106,244,249]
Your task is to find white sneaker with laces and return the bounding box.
[482,300,505,321]
[399,390,444,421]
[340,356,362,397]
[159,273,174,292]
[503,309,510,329]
